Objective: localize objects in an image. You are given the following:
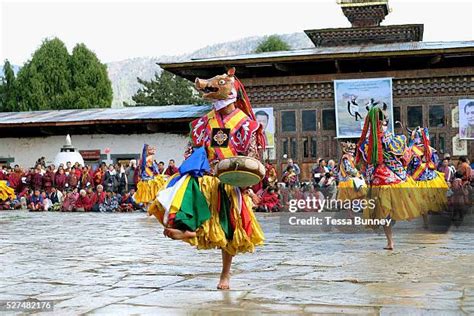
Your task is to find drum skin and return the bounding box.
[216,156,265,187]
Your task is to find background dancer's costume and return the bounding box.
[148,69,265,256]
[0,180,15,202]
[406,127,448,214]
[356,107,420,221]
[134,144,166,204]
[337,141,366,201]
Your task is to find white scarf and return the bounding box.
[212,87,237,111]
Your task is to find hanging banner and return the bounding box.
[334,78,394,138]
[458,99,474,139]
[254,107,275,148]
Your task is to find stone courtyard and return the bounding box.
[1,212,473,315]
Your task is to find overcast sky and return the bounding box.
[0,0,472,65]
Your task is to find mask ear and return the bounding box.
[227,67,236,77]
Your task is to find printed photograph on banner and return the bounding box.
[334,78,394,138]
[453,134,468,156]
[452,106,459,128]
[254,107,275,148]
[459,99,474,139]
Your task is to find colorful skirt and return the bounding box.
[148,174,265,256]
[134,175,167,204]
[363,177,422,221]
[337,178,367,201]
[413,171,448,214]
[0,180,16,201]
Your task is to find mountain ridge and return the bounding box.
[1,32,313,107]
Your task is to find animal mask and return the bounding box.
[340,141,356,155]
[195,68,236,101]
[146,145,156,156]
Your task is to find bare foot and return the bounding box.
[217,272,230,290]
[383,244,394,251]
[163,228,196,240]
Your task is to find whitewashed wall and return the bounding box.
[0,133,189,167]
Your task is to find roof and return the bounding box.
[169,41,474,65]
[160,40,474,80]
[0,105,211,127]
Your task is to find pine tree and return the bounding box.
[70,43,113,108]
[130,70,206,106]
[0,60,17,111]
[12,38,113,111]
[16,38,72,110]
[255,35,291,53]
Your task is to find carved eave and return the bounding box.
[304,24,424,47]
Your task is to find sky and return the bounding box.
[0,0,473,65]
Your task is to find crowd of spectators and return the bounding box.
[0,158,179,212]
[1,154,473,216]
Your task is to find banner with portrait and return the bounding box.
[254,107,275,148]
[334,78,394,138]
[458,99,474,140]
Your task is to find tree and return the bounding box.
[130,70,206,106]
[12,38,112,111]
[0,60,17,111]
[16,38,72,110]
[254,35,291,53]
[70,43,113,108]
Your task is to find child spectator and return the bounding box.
[29,189,44,211]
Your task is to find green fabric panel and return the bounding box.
[174,177,211,232]
[218,184,233,241]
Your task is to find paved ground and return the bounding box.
[0,211,473,315]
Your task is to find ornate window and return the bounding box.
[281,111,296,132]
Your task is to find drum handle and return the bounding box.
[234,162,239,171]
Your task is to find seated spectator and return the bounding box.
[90,185,106,212]
[438,158,455,183]
[282,166,297,189]
[0,199,12,210]
[164,159,179,176]
[49,187,63,212]
[318,172,337,199]
[257,187,281,213]
[327,159,336,173]
[41,191,52,211]
[457,156,472,185]
[75,189,92,212]
[62,188,79,212]
[120,189,139,212]
[29,189,44,211]
[246,188,261,207]
[157,161,165,175]
[312,159,329,185]
[100,190,120,212]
